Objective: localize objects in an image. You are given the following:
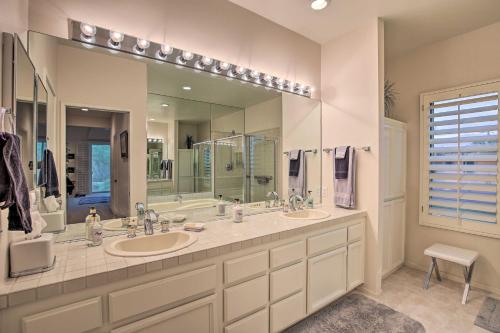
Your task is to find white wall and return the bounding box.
[245,97,282,134]
[387,21,500,294]
[56,44,147,216]
[28,0,320,98]
[321,19,385,295]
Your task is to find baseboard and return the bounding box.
[357,284,382,297]
[405,261,500,297]
[382,263,404,279]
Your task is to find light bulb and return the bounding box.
[236,66,246,75]
[250,70,260,79]
[182,51,194,61]
[277,78,285,86]
[264,74,273,82]
[220,62,230,71]
[161,44,173,56]
[201,56,213,66]
[109,31,124,43]
[136,38,150,50]
[310,0,329,10]
[80,23,96,38]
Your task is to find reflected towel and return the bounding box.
[333,146,356,209]
[288,150,301,177]
[37,149,60,198]
[289,150,306,197]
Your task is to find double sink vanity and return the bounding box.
[0,206,365,333]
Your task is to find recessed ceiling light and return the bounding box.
[182,86,192,91]
[81,108,89,111]
[310,0,329,10]
[161,103,169,107]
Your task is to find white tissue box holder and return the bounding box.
[10,233,56,277]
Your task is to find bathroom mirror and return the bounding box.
[14,37,36,191]
[35,75,48,186]
[27,30,322,242]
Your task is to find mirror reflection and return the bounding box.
[35,75,47,186]
[26,30,322,242]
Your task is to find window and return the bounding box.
[420,80,500,238]
[90,143,111,193]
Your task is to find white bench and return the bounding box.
[423,243,479,304]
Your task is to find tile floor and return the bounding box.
[363,267,494,333]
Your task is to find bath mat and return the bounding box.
[284,293,425,333]
[78,195,110,205]
[475,297,500,332]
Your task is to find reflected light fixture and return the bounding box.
[182,85,192,91]
[81,108,89,112]
[157,44,173,60]
[310,0,329,10]
[79,23,96,42]
[149,118,156,121]
[160,103,169,107]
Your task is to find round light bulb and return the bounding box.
[160,44,173,55]
[250,70,260,78]
[136,38,150,50]
[182,51,194,61]
[80,23,96,37]
[311,0,329,10]
[220,62,230,71]
[264,74,273,82]
[277,78,285,86]
[109,31,124,43]
[236,66,246,75]
[201,56,213,66]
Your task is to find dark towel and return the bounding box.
[0,133,33,233]
[334,146,350,179]
[289,150,301,177]
[38,149,60,198]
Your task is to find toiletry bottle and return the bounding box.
[217,194,226,216]
[233,199,243,223]
[306,191,314,209]
[85,207,97,241]
[89,211,103,247]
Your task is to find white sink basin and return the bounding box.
[105,231,197,257]
[102,219,127,231]
[282,209,331,220]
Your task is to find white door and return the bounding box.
[382,198,406,277]
[307,247,347,313]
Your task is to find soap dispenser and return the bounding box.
[232,199,243,223]
[306,191,314,209]
[217,194,226,216]
[89,210,103,247]
[85,206,97,241]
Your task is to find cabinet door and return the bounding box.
[382,198,405,277]
[347,241,364,290]
[111,295,216,333]
[307,247,347,313]
[384,119,407,200]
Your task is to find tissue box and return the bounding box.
[10,233,55,277]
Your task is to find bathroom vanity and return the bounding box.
[0,207,365,333]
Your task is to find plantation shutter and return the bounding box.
[421,82,500,237]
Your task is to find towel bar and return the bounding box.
[283,149,318,156]
[322,146,371,153]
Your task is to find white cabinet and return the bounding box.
[111,295,216,333]
[307,247,347,313]
[270,291,306,333]
[347,241,364,291]
[382,118,406,278]
[224,308,269,333]
[382,198,406,276]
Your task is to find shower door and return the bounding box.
[214,136,245,202]
[246,136,276,203]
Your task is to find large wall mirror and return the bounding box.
[27,30,321,242]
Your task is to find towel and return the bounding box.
[0,133,33,233]
[289,150,307,197]
[334,146,350,179]
[37,149,60,198]
[333,146,356,208]
[288,150,301,177]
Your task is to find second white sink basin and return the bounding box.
[105,231,197,257]
[283,209,331,220]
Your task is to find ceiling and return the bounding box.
[228,0,500,58]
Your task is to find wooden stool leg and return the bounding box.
[424,258,435,289]
[433,258,442,282]
[462,262,475,304]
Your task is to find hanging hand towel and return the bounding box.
[333,146,356,209]
[289,150,307,197]
[334,146,350,179]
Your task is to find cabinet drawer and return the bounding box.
[270,240,305,269]
[270,291,306,333]
[224,251,268,285]
[224,275,269,323]
[308,228,347,256]
[224,308,269,333]
[348,223,364,242]
[109,265,216,323]
[270,261,305,302]
[22,297,102,333]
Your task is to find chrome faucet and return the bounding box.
[175,194,183,205]
[144,209,159,235]
[267,191,280,207]
[289,189,304,211]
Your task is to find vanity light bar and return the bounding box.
[69,20,312,97]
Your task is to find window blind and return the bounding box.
[426,91,499,225]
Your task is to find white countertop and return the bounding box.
[0,206,365,308]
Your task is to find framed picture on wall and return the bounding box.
[120,130,128,158]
